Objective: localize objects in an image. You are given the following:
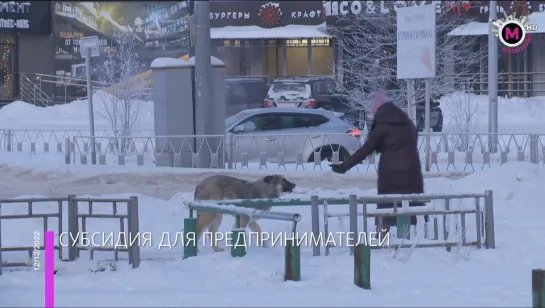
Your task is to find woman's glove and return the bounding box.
[330,163,347,174]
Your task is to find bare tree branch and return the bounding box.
[330,4,486,113]
[445,82,479,150]
[95,30,147,152]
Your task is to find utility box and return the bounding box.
[151,58,194,167]
[189,56,226,168]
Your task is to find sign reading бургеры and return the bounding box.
[0,1,51,34]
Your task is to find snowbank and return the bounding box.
[1,90,544,133]
[0,90,154,131]
[440,92,545,133]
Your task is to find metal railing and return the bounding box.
[448,72,545,98]
[0,195,140,275]
[0,130,543,172]
[18,73,153,106]
[206,191,495,257]
[321,192,495,255]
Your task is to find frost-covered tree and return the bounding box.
[445,82,479,151]
[96,30,147,152]
[328,1,485,118]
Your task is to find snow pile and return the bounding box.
[1,90,544,133]
[0,90,154,131]
[440,92,545,133]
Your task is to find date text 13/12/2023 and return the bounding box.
[56,231,391,249]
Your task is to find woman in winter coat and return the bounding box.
[330,92,425,234]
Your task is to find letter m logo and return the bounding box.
[505,27,520,40]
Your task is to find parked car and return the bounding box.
[225,108,362,163]
[363,90,443,132]
[413,99,443,132]
[225,78,268,117]
[263,76,366,129]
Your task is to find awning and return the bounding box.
[449,11,545,36]
[211,22,330,39]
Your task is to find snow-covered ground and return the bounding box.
[0,90,544,133]
[0,161,543,306]
[439,92,545,133]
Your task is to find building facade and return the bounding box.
[208,0,332,80]
[325,0,545,97]
[0,1,52,101]
[49,0,330,95]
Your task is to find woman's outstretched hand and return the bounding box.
[330,163,347,174]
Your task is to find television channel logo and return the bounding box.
[492,12,537,53]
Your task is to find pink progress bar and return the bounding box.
[45,231,55,308]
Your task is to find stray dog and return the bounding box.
[194,174,296,252]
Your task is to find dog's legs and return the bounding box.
[239,215,267,247]
[207,214,225,252]
[196,213,217,253]
[248,221,268,247]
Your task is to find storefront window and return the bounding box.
[0,33,15,100]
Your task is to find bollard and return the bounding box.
[348,194,358,255]
[230,228,246,258]
[183,218,198,259]
[533,269,545,308]
[396,215,411,239]
[284,238,301,281]
[310,195,320,257]
[354,244,371,289]
[484,190,495,249]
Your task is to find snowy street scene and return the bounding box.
[1,0,545,307]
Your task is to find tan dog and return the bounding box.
[194,174,296,252]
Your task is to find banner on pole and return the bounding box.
[396,4,436,79]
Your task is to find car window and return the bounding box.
[238,114,280,132]
[267,82,311,100]
[325,81,337,93]
[314,82,336,95]
[279,113,329,130]
[314,83,326,95]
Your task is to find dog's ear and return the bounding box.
[263,175,275,184]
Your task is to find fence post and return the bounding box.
[310,195,320,257]
[6,129,12,152]
[227,133,234,169]
[354,243,371,289]
[284,237,301,281]
[64,138,71,165]
[71,136,76,163]
[484,190,495,249]
[231,228,246,257]
[397,215,411,239]
[530,134,539,164]
[183,217,198,259]
[533,269,545,308]
[67,194,78,261]
[0,203,3,275]
[348,195,357,255]
[128,196,141,269]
